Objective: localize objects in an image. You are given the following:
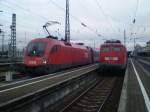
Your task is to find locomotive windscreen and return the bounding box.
[101,47,110,52]
[27,42,46,56]
[112,47,121,52]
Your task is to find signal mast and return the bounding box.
[65,0,70,42]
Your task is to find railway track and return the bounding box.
[0,64,97,90]
[0,62,23,74]
[0,64,99,112]
[0,62,22,66]
[0,58,22,63]
[60,77,116,112]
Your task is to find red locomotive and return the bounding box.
[99,39,127,72]
[22,36,99,75]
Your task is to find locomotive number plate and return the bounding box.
[29,61,36,64]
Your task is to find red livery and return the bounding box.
[99,40,127,72]
[22,37,99,75]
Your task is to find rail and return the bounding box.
[0,63,99,111]
[0,62,23,66]
[60,77,116,112]
[135,56,150,66]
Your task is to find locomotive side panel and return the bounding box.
[22,38,96,75]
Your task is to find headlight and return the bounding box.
[42,58,48,64]
[105,57,109,61]
[113,57,118,61]
[104,57,118,61]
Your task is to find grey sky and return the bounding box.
[0,0,150,50]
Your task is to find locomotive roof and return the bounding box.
[101,42,124,47]
[30,38,90,50]
[104,39,121,43]
[100,39,125,47]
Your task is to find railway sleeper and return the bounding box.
[77,102,100,107]
[81,98,105,103]
[87,91,109,96]
[80,99,103,104]
[70,106,98,112]
[72,105,99,112]
[90,89,110,93]
[84,94,106,99]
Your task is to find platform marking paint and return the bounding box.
[131,59,150,112]
[136,60,150,77]
[0,64,98,93]
[0,64,97,88]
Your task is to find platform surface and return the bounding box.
[118,58,150,112]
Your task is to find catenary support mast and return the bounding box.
[65,0,70,42]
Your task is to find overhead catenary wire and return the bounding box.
[1,0,50,21]
[1,16,42,30]
[0,1,51,39]
[133,0,140,22]
[0,2,47,30]
[77,1,104,37]
[1,0,127,40]
[0,17,42,33]
[127,0,140,46]
[94,0,118,34]
[49,0,102,37]
[1,0,145,46]
[0,0,106,49]
[129,0,140,30]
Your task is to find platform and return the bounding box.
[118,58,150,112]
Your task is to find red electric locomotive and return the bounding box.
[22,36,96,75]
[99,39,127,72]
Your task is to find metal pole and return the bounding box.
[134,38,135,50]
[124,29,126,46]
[94,40,95,49]
[2,31,4,53]
[65,0,70,42]
[25,32,26,44]
[10,13,16,57]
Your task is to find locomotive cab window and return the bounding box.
[27,42,46,56]
[112,47,121,52]
[101,47,110,52]
[51,45,59,54]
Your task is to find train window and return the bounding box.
[27,42,46,56]
[112,47,121,52]
[101,47,110,52]
[51,45,58,54]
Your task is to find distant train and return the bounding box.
[21,36,99,75]
[99,40,127,72]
